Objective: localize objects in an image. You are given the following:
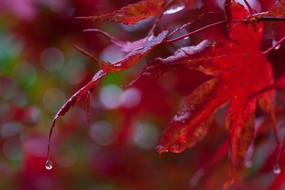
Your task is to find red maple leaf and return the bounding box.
[47,30,168,159]
[148,2,276,183]
[47,0,282,186]
[76,0,198,25]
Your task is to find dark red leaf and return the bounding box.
[76,0,199,25]
[75,31,168,72]
[48,30,168,158]
[47,70,107,159]
[76,0,168,25]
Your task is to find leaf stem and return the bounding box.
[263,35,285,55]
[167,12,215,38]
[147,0,175,36]
[73,44,109,70]
[165,20,227,43]
[83,28,124,47]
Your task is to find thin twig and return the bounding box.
[147,0,175,36]
[83,28,124,47]
[73,44,109,71]
[165,20,227,43]
[260,16,285,21]
[167,20,193,38]
[167,12,215,38]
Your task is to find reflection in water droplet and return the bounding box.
[272,39,281,50]
[275,45,281,50]
[273,164,281,174]
[45,160,53,170]
[173,111,190,123]
[164,4,185,15]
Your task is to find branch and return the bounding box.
[260,16,285,21]
[167,12,215,38]
[73,44,110,71]
[165,20,227,43]
[83,28,124,47]
[147,0,175,36]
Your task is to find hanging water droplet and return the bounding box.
[45,160,53,170]
[273,164,281,174]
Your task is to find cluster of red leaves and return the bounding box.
[48,0,285,188]
[76,0,198,24]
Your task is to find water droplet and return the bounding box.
[273,164,281,174]
[164,4,185,15]
[272,40,281,50]
[45,160,53,170]
[147,35,154,41]
[173,111,190,123]
[275,44,281,50]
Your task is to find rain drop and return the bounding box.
[275,44,281,50]
[163,4,185,15]
[273,164,281,174]
[45,160,53,170]
[272,40,281,50]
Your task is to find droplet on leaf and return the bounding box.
[173,111,190,123]
[275,45,281,50]
[45,160,53,170]
[163,4,185,15]
[273,164,281,174]
[272,40,281,50]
